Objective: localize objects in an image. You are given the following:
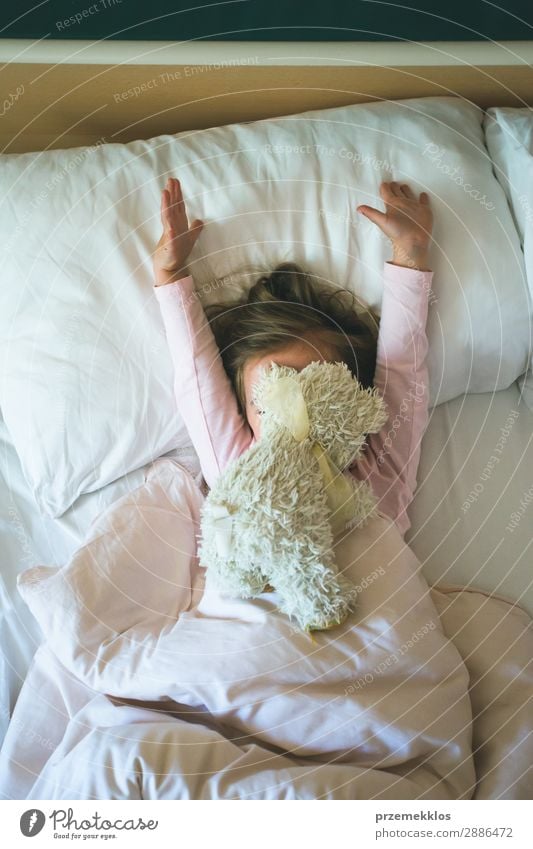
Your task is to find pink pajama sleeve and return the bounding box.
[153,276,253,489]
[348,262,432,535]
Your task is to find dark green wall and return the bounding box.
[1,0,532,41]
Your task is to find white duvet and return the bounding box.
[10,459,532,800]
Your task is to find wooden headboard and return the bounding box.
[2,39,532,153]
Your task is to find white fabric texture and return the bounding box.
[483,106,533,412]
[0,95,530,517]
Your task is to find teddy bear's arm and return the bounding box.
[348,262,433,536]
[154,275,254,488]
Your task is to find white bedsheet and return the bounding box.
[406,381,533,612]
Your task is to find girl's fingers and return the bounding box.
[167,178,176,206]
[170,178,188,226]
[161,189,171,229]
[162,178,202,239]
[171,178,180,206]
[162,193,179,235]
[164,191,175,228]
[171,178,183,209]
[163,182,180,228]
[166,178,174,209]
[380,181,406,204]
[382,180,429,207]
[380,181,395,199]
[356,204,388,228]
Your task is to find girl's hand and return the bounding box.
[152,177,204,286]
[356,181,433,271]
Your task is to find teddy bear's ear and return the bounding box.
[251,362,297,411]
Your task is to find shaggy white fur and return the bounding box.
[198,361,389,631]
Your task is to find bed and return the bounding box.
[0,39,532,800]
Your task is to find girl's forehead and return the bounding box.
[243,337,335,397]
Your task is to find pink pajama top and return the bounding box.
[154,262,433,537]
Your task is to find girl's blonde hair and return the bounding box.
[204,262,380,419]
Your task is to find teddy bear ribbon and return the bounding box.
[264,376,357,536]
[210,502,235,558]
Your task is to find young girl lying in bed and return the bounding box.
[152,177,433,538]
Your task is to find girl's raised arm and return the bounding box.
[153,178,253,489]
[349,181,434,535]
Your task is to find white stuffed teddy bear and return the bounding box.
[198,360,389,631]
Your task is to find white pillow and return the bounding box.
[483,106,533,411]
[483,107,533,249]
[1,95,530,517]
